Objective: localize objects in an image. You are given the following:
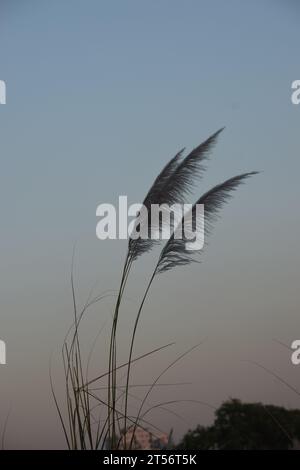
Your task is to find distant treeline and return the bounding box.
[178,399,300,450]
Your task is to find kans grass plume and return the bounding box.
[54,128,259,449]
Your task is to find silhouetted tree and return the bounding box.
[178,399,300,450]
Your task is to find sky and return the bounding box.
[0,0,300,449]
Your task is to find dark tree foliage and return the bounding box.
[178,399,300,450]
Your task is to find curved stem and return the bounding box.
[108,253,133,448]
[123,265,158,444]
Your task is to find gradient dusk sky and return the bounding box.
[0,0,299,448]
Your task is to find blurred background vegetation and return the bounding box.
[178,399,300,450]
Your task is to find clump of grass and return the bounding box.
[52,129,258,449]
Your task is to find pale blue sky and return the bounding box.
[0,0,299,448]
